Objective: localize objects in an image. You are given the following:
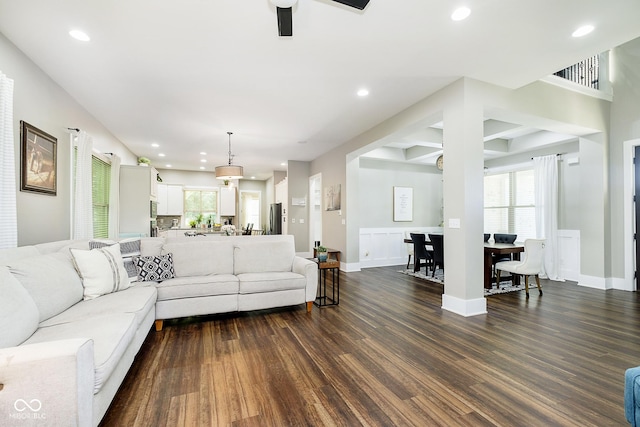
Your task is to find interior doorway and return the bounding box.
[239,190,261,232]
[309,173,322,251]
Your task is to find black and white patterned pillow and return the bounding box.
[134,254,175,282]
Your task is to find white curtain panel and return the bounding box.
[108,154,121,239]
[0,71,17,248]
[73,131,94,240]
[533,155,562,281]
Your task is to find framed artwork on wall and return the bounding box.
[20,120,57,195]
[393,186,413,221]
[325,184,341,211]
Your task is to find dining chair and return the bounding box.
[410,233,433,273]
[492,233,518,275]
[427,233,444,277]
[484,233,490,242]
[404,231,414,268]
[495,238,545,298]
[494,233,517,244]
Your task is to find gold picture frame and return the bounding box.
[20,121,57,195]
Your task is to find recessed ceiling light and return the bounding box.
[201,159,207,163]
[158,153,166,157]
[251,176,256,179]
[165,164,172,168]
[200,152,207,155]
[280,162,287,166]
[357,88,369,97]
[572,25,594,37]
[200,166,205,170]
[69,29,90,42]
[451,7,471,21]
[151,143,159,148]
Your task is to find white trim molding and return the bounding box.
[359,227,443,268]
[441,294,487,317]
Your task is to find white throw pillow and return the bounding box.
[70,243,130,300]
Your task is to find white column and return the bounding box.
[441,81,486,316]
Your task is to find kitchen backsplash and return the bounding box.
[157,215,181,229]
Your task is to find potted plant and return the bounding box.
[137,156,151,167]
[195,213,204,229]
[316,245,328,262]
[189,219,197,228]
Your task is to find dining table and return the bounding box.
[483,242,525,289]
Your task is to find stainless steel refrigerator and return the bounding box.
[269,203,282,235]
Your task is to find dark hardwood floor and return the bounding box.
[100,266,640,426]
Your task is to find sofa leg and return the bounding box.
[306,301,313,313]
[155,320,164,331]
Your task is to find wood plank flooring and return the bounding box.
[100,267,640,426]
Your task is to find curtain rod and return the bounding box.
[531,153,565,160]
[67,127,80,132]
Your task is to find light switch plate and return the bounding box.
[448,218,461,229]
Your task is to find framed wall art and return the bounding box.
[20,120,57,195]
[393,186,413,221]
[325,184,341,211]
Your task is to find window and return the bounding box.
[92,156,111,238]
[484,169,535,240]
[73,150,111,238]
[240,191,260,229]
[184,189,218,226]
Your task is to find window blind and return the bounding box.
[92,156,111,238]
[484,169,536,240]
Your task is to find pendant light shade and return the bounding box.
[215,132,243,179]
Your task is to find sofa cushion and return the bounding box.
[162,240,234,277]
[40,286,157,331]
[22,314,138,394]
[0,267,39,347]
[70,244,130,300]
[0,245,40,265]
[134,254,175,281]
[155,275,239,301]
[237,272,306,294]
[140,237,165,257]
[90,238,141,278]
[8,252,84,322]
[234,240,294,275]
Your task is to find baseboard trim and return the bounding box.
[441,294,487,317]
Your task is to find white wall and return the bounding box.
[358,158,442,228]
[609,37,640,279]
[0,33,137,245]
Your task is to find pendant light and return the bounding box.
[215,131,243,180]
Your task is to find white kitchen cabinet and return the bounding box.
[219,186,236,216]
[157,184,184,216]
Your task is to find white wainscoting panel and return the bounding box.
[359,227,443,268]
[557,229,580,281]
[360,228,580,279]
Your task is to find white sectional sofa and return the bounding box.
[0,234,317,426]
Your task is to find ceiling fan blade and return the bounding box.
[331,0,370,10]
[276,7,293,36]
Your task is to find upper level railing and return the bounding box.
[553,55,599,90]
